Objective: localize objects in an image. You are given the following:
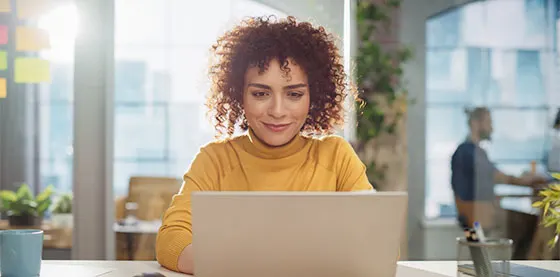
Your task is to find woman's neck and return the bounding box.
[242,128,307,159]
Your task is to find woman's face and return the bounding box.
[243,58,310,147]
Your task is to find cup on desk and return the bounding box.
[0,229,44,277]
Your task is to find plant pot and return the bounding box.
[8,214,43,227]
[51,213,73,228]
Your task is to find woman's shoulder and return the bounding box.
[308,133,353,151]
[307,134,358,163]
[198,134,247,156]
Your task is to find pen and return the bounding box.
[473,221,487,242]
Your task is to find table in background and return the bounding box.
[0,219,72,250]
[113,220,161,260]
[36,260,560,277]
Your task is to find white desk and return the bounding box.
[37,260,560,276]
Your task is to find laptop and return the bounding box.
[191,191,408,277]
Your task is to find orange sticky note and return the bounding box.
[17,0,50,20]
[16,26,50,51]
[0,78,6,98]
[14,57,50,83]
[0,0,10,12]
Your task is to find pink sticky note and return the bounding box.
[0,26,7,45]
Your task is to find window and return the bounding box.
[38,3,78,193]
[425,0,557,219]
[113,0,287,196]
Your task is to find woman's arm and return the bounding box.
[155,180,197,273]
[155,147,220,273]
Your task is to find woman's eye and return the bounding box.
[288,91,303,98]
[252,91,267,97]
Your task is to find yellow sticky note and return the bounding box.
[15,57,50,83]
[16,26,50,51]
[17,0,50,20]
[0,51,7,70]
[0,0,10,12]
[0,78,5,98]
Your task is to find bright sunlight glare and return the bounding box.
[37,4,79,62]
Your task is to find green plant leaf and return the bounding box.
[36,198,51,215]
[36,185,54,203]
[0,190,17,202]
[52,193,72,214]
[0,190,17,211]
[533,201,543,208]
[551,184,560,191]
[548,235,559,248]
[16,184,33,201]
[551,173,560,180]
[544,201,551,216]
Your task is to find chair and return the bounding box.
[115,176,182,260]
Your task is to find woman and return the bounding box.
[155,15,374,274]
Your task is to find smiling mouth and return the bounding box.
[263,123,291,132]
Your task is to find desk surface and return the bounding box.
[37,260,560,277]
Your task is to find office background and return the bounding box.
[0,0,558,260]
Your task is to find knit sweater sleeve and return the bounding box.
[155,147,220,272]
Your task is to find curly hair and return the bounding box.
[206,15,356,137]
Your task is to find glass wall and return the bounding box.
[425,0,558,219]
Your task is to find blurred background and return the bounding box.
[0,0,559,263]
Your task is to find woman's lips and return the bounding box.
[263,123,291,132]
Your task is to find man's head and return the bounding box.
[466,107,492,141]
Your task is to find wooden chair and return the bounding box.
[115,176,181,260]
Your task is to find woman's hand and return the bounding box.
[177,244,194,274]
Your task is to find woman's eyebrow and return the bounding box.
[283,83,307,90]
[247,83,271,90]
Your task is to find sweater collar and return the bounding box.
[242,128,307,159]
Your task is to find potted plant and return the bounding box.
[51,193,73,228]
[0,183,54,226]
[532,173,560,248]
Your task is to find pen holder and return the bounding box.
[456,237,513,277]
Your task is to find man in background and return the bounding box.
[450,107,547,231]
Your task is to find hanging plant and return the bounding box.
[354,0,413,189]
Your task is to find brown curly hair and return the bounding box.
[206,15,356,137]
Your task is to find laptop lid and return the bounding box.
[192,191,407,277]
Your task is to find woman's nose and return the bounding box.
[267,97,286,118]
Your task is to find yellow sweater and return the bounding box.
[155,129,373,271]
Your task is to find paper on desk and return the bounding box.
[40,264,114,276]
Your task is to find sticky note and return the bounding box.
[16,26,50,51]
[15,57,50,83]
[0,25,7,45]
[0,51,7,70]
[0,0,10,12]
[0,78,5,98]
[17,0,50,20]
